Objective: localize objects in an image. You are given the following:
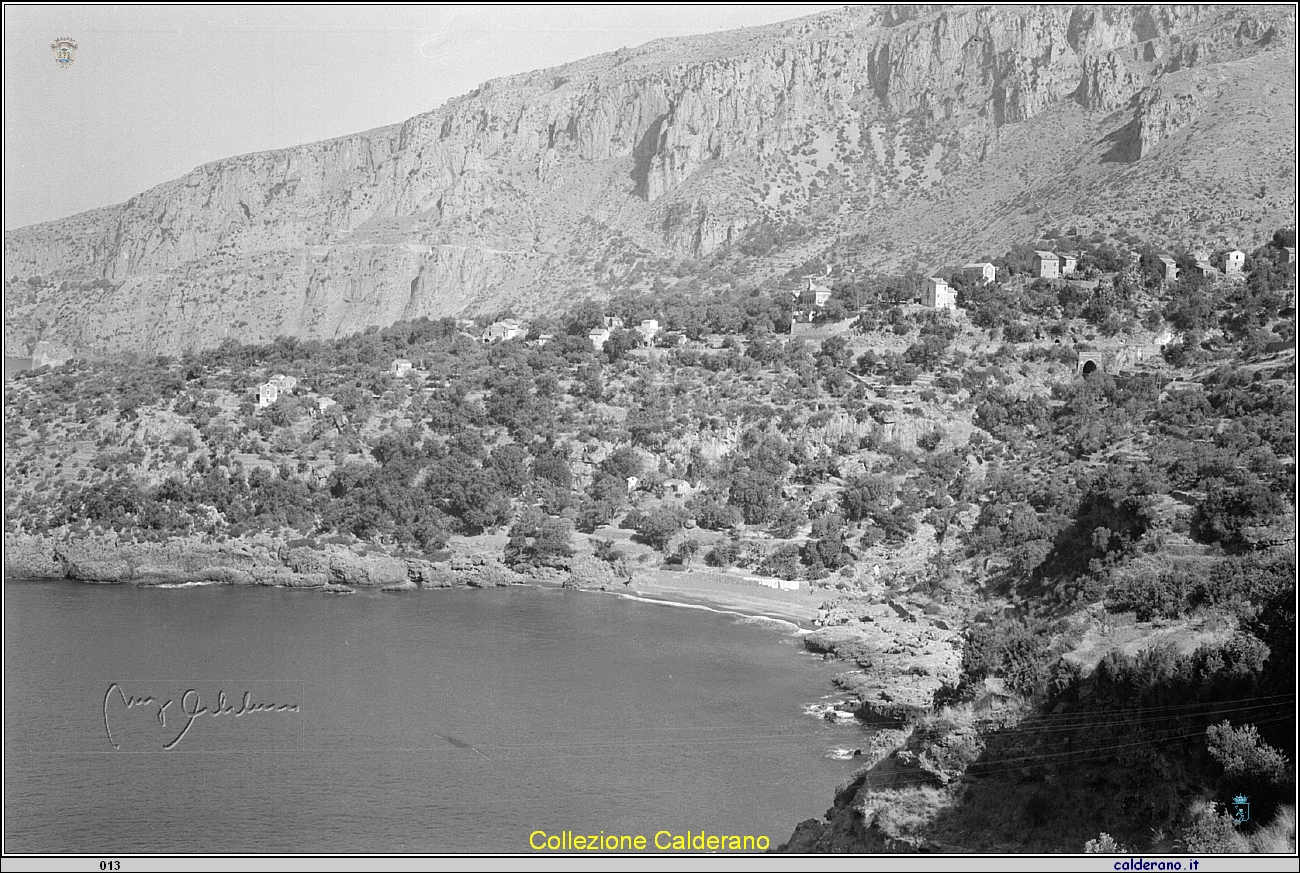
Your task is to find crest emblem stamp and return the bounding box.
[1231,794,1250,824]
[51,37,78,68]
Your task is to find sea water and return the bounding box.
[3,579,865,853]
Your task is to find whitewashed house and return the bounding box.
[923,277,957,311]
[635,319,660,346]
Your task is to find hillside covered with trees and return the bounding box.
[5,228,1296,853]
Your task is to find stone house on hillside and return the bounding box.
[268,374,297,393]
[257,374,297,408]
[257,382,279,408]
[1157,255,1179,282]
[1194,260,1222,280]
[1059,253,1078,276]
[663,478,697,499]
[390,358,413,376]
[1224,249,1246,276]
[588,327,611,350]
[481,320,521,343]
[797,277,833,308]
[923,277,957,311]
[1033,251,1060,279]
[635,319,660,347]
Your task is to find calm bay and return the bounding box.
[4,578,863,853]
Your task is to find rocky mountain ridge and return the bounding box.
[5,3,1295,358]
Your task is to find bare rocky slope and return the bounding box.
[5,3,1295,358]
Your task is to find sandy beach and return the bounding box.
[614,567,824,626]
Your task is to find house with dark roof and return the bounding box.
[1193,260,1222,280]
[1033,251,1060,279]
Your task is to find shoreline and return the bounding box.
[2,531,826,624]
[613,571,821,627]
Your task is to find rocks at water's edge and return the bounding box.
[805,599,961,724]
[4,532,516,592]
[3,532,654,594]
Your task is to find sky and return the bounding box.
[3,4,846,230]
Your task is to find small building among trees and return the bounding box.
[1033,251,1060,279]
[1157,255,1179,282]
[635,319,660,347]
[1193,260,1222,280]
[797,276,833,308]
[257,382,279,408]
[923,277,957,310]
[268,374,297,393]
[257,374,298,408]
[482,320,522,343]
[962,262,996,285]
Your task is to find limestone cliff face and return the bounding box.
[5,4,1294,358]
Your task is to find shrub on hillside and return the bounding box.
[1206,721,1292,786]
[1083,833,1126,853]
[1107,566,1203,621]
[1181,803,1247,854]
[960,615,1058,696]
[705,539,741,568]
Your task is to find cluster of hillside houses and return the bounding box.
[253,241,1288,408]
[255,373,340,414]
[793,244,1264,322]
[251,318,668,408]
[255,373,297,408]
[586,316,661,350]
[471,315,663,351]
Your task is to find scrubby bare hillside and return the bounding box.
[5,4,1295,359]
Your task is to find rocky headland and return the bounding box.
[806,595,961,724]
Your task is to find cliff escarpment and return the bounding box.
[6,4,1295,358]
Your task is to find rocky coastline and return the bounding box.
[806,595,961,725]
[2,531,630,593]
[7,528,961,854]
[5,533,956,717]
